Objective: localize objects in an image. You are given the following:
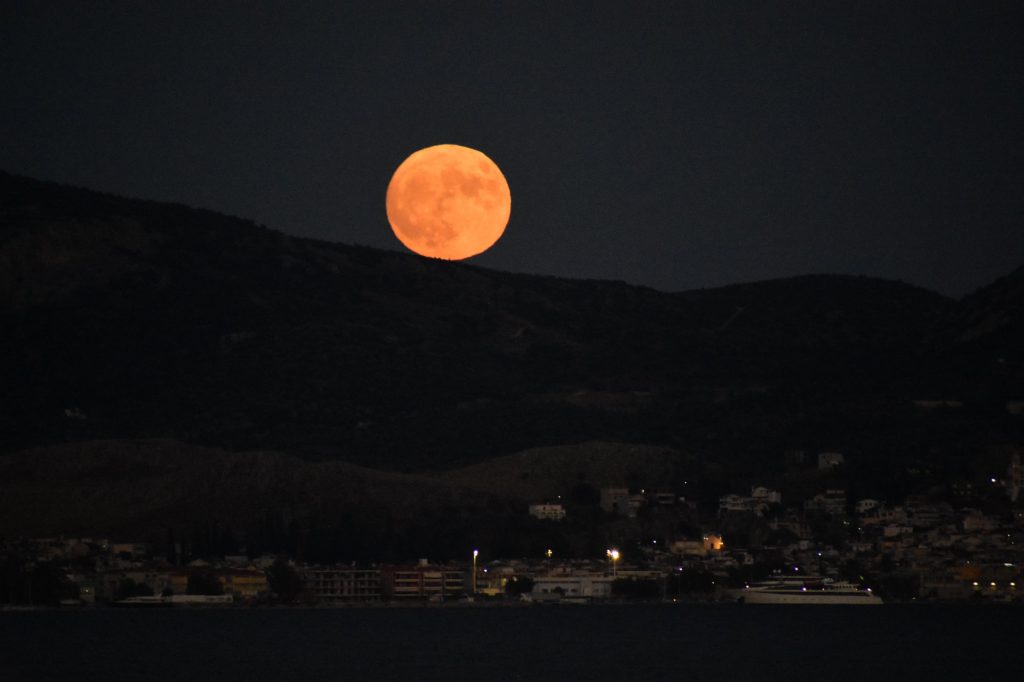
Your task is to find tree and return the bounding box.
[186,569,223,595]
[266,557,301,603]
[505,576,534,596]
[612,577,661,600]
[115,578,154,601]
[665,569,715,596]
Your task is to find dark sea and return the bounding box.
[1,604,1021,681]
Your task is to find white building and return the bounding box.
[719,494,750,514]
[751,486,782,505]
[529,575,614,601]
[818,452,845,470]
[720,487,781,516]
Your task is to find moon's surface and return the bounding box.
[386,144,511,260]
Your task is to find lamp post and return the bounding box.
[609,548,620,578]
[472,549,479,594]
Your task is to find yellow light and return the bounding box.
[610,549,620,561]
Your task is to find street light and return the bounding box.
[607,548,620,577]
[472,549,479,594]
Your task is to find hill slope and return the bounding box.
[0,170,1014,475]
[441,441,691,502]
[0,439,505,560]
[1,172,1022,554]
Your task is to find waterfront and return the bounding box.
[1,604,1022,681]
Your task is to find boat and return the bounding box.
[731,574,883,605]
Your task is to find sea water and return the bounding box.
[1,604,1021,681]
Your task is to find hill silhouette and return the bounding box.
[1,170,1022,555]
[0,168,1019,481]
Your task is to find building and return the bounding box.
[818,452,845,470]
[96,570,176,601]
[302,567,380,602]
[913,400,964,410]
[600,488,630,514]
[784,449,807,468]
[804,489,847,516]
[751,486,782,506]
[529,575,614,601]
[719,487,780,516]
[907,502,953,529]
[856,499,881,515]
[719,494,750,514]
[380,561,466,600]
[528,504,567,521]
[769,512,812,540]
[474,564,515,596]
[619,494,646,518]
[669,539,707,557]
[109,543,147,559]
[961,510,998,532]
[653,492,677,506]
[703,533,725,551]
[218,569,268,599]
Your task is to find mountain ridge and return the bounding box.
[1,170,1020,475]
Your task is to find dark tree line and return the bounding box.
[0,555,78,606]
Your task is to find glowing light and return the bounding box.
[386,144,511,260]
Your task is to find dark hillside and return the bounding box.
[908,264,1024,405]
[0,171,1015,476]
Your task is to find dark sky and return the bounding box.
[2,1,1022,297]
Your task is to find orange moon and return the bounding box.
[386,144,511,260]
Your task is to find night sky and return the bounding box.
[2,2,1021,297]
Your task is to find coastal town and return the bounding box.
[2,450,1022,607]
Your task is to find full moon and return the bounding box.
[386,144,511,260]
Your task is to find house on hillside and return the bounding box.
[528,504,566,521]
[817,452,845,470]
